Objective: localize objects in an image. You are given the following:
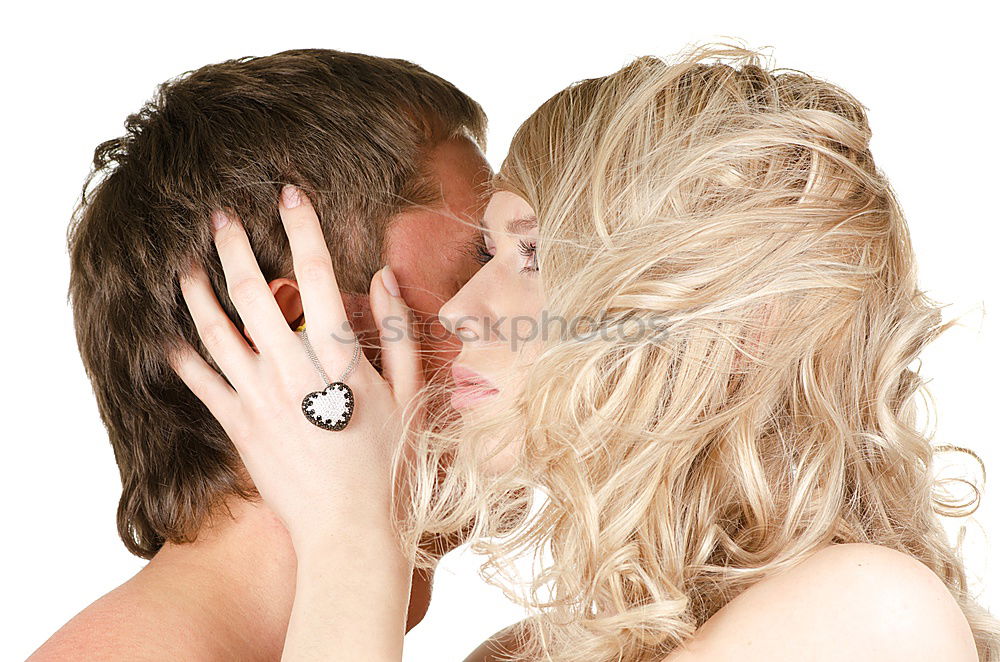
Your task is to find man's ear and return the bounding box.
[267,277,374,333]
[242,277,379,364]
[270,277,304,328]
[242,278,303,350]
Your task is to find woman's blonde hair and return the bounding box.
[394,44,1000,661]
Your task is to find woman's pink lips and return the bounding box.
[450,365,499,410]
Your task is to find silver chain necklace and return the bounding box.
[298,328,360,431]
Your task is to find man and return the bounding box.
[31,49,491,660]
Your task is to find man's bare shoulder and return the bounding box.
[28,580,194,661]
[665,543,978,662]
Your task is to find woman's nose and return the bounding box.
[438,298,476,342]
[439,275,490,344]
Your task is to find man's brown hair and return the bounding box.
[68,49,487,558]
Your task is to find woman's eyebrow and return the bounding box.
[505,215,538,235]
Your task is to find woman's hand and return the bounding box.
[170,186,420,660]
[170,186,420,551]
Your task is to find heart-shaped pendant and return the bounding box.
[301,382,355,431]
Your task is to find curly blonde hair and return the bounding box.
[393,44,1000,661]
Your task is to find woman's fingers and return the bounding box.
[277,186,355,371]
[180,263,257,385]
[168,340,240,429]
[211,210,298,354]
[370,265,422,406]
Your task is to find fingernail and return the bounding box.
[381,265,400,297]
[281,185,301,209]
[211,210,229,231]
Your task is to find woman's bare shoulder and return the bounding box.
[664,543,978,662]
[463,545,977,662]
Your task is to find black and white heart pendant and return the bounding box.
[301,381,355,431]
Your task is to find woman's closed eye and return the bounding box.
[466,236,494,266]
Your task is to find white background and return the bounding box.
[2,2,998,660]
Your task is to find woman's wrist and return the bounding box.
[293,517,413,591]
[286,529,412,662]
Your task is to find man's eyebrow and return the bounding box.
[504,215,538,235]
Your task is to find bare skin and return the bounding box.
[660,542,978,662]
[29,136,492,661]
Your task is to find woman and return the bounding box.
[171,45,999,660]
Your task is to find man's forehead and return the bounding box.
[426,136,493,201]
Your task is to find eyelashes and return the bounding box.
[517,239,538,273]
[464,235,538,273]
[465,237,493,266]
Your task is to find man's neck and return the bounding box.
[131,497,296,661]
